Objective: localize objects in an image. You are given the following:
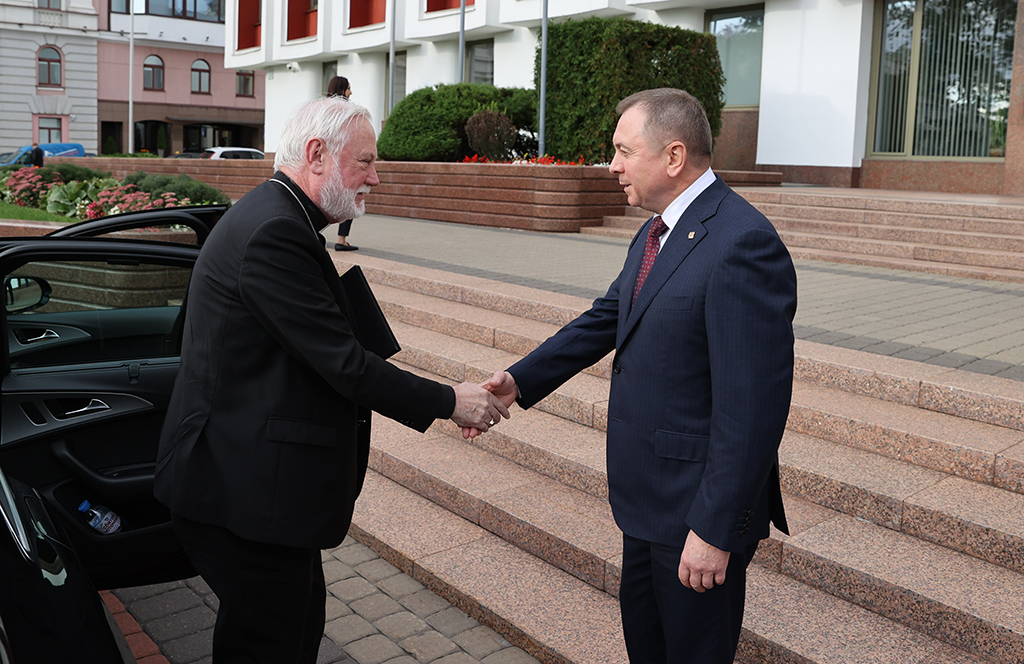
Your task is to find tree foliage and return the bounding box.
[536,17,725,163]
[378,84,537,161]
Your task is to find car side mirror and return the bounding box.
[5,276,52,313]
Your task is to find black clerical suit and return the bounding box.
[155,173,455,663]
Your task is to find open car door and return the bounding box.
[0,207,223,590]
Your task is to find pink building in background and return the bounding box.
[95,0,265,154]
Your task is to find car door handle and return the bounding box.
[60,399,110,418]
[24,329,59,343]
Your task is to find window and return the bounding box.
[236,69,255,97]
[111,0,223,21]
[191,60,211,94]
[466,40,493,85]
[707,6,764,107]
[349,0,385,28]
[143,55,164,91]
[37,0,60,9]
[38,117,62,143]
[286,0,317,40]
[37,47,61,87]
[237,0,262,49]
[6,259,192,369]
[870,0,1015,158]
[426,0,472,11]
[196,0,224,22]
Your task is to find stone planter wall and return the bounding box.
[366,162,630,232]
[41,158,781,232]
[49,157,274,201]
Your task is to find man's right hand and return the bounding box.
[461,371,519,438]
[451,382,510,438]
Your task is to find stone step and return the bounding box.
[787,381,1024,491]
[353,460,986,664]
[389,348,1024,586]
[369,416,619,592]
[578,226,635,239]
[771,216,1024,253]
[736,189,1024,223]
[781,515,1024,664]
[779,430,1024,574]
[342,255,1024,481]
[349,470,628,664]
[598,215,647,230]
[361,387,1004,663]
[785,246,1024,284]
[754,202,1024,235]
[737,565,989,664]
[336,257,1024,662]
[382,303,1024,497]
[778,230,1024,272]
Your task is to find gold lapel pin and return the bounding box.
[688,231,695,239]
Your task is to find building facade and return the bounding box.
[0,0,100,155]
[223,0,1023,195]
[97,0,266,154]
[0,0,266,157]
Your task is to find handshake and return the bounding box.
[449,371,518,439]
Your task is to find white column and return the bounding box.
[263,63,322,155]
[345,52,388,135]
[756,0,874,167]
[405,40,461,91]
[493,27,537,89]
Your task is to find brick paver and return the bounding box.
[115,537,538,664]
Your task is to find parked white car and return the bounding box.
[200,147,265,160]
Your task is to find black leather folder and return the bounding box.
[340,265,401,359]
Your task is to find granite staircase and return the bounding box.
[580,189,1024,284]
[332,253,1024,664]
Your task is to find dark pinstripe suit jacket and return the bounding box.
[509,176,796,552]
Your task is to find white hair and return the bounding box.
[273,97,373,171]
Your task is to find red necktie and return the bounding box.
[632,215,668,304]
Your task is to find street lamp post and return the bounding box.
[127,0,135,154]
[458,0,466,82]
[538,0,548,156]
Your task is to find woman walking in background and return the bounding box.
[326,76,358,251]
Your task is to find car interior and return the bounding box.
[0,207,224,589]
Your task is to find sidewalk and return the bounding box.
[113,535,540,664]
[116,211,1024,664]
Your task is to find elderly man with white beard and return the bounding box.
[154,97,509,664]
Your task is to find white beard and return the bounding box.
[319,173,369,223]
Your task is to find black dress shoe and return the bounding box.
[334,243,359,251]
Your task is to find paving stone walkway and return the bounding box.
[113,536,539,664]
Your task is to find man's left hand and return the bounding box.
[678,530,730,592]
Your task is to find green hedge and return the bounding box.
[378,84,537,162]
[536,17,724,163]
[122,172,231,205]
[48,163,112,182]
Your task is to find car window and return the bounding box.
[5,259,191,369]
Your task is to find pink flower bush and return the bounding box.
[3,168,63,208]
[462,154,587,165]
[84,186,192,220]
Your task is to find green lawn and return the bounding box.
[0,201,71,223]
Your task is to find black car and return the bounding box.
[0,206,227,663]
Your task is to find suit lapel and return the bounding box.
[618,177,729,343]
